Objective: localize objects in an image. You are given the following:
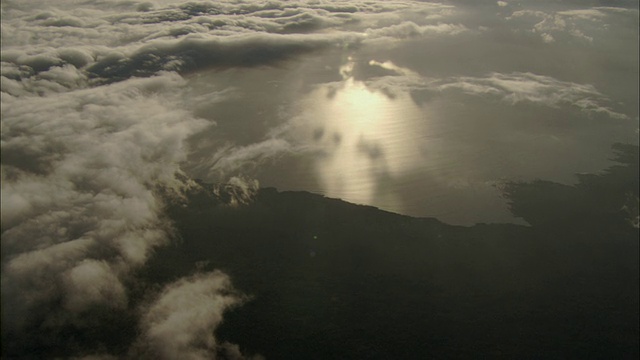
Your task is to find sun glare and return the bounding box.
[294,62,425,212]
[333,78,386,128]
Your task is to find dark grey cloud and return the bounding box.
[85,32,360,82]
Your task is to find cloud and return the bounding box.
[555,9,597,19]
[86,32,360,82]
[507,6,639,43]
[364,21,469,41]
[1,64,88,96]
[133,271,251,360]
[362,71,627,119]
[368,59,418,77]
[361,74,428,98]
[0,0,465,84]
[222,177,261,207]
[61,260,128,313]
[1,72,207,338]
[197,138,293,180]
[436,72,629,119]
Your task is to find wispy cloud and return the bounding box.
[363,71,628,119]
[507,6,639,43]
[364,21,469,41]
[437,72,629,119]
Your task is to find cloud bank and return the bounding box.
[1,73,208,346]
[1,0,465,85]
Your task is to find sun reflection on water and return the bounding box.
[291,60,425,211]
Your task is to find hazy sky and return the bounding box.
[1,0,638,358]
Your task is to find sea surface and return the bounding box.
[183,45,638,225]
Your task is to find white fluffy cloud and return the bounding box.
[1,0,468,85]
[134,271,250,360]
[1,72,208,334]
[364,21,469,42]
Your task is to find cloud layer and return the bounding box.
[1,0,464,85]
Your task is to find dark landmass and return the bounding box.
[149,143,639,359]
[2,144,638,359]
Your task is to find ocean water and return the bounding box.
[182,39,638,225]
